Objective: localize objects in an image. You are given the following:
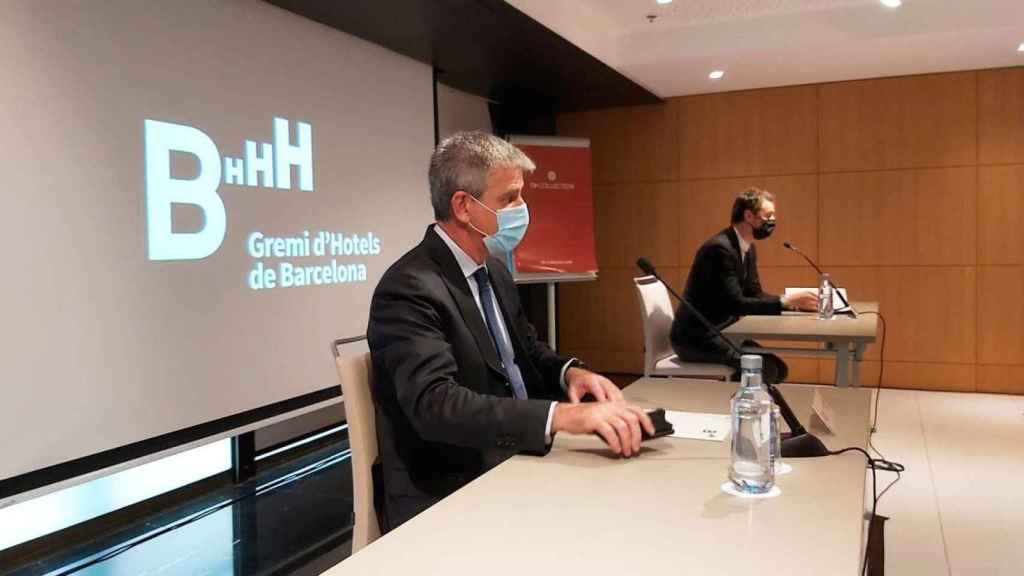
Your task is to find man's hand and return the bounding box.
[551,401,656,457]
[565,367,624,404]
[784,290,818,312]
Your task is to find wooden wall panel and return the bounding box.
[978,67,1024,165]
[677,86,818,179]
[558,110,615,184]
[820,168,977,266]
[556,67,1024,393]
[640,183,682,268]
[602,268,644,371]
[818,361,975,392]
[591,184,622,270]
[779,358,821,384]
[624,104,681,183]
[678,175,819,268]
[558,278,603,352]
[819,72,977,172]
[818,359,872,388]
[593,184,644,269]
[559,109,613,182]
[882,362,975,393]
[593,183,681,270]
[976,365,1024,395]
[558,103,678,184]
[558,268,644,374]
[977,266,1024,365]
[825,267,976,364]
[978,165,1024,265]
[755,266,821,296]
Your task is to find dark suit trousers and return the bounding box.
[674,338,789,385]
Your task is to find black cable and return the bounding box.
[827,308,897,576]
[855,311,887,434]
[826,446,904,576]
[49,449,352,576]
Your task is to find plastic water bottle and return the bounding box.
[818,273,834,320]
[729,355,776,494]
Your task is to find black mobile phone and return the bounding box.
[642,408,674,441]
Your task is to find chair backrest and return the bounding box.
[332,342,380,553]
[632,276,677,376]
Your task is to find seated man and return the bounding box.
[368,131,654,531]
[669,187,817,384]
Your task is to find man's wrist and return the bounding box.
[560,358,588,390]
[544,401,557,444]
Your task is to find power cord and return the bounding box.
[840,309,897,575]
[826,446,904,576]
[848,309,888,462]
[855,311,887,434]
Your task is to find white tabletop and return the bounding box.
[723,301,879,343]
[323,378,873,575]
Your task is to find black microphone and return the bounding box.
[783,242,854,315]
[636,257,828,458]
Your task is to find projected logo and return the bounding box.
[144,118,382,291]
[144,117,313,261]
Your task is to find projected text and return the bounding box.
[247,231,382,291]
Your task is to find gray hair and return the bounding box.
[429,131,535,221]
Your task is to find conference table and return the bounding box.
[723,301,879,387]
[322,377,873,575]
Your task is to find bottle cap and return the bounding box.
[741,354,763,370]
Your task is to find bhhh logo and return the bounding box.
[144,117,313,261]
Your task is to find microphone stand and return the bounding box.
[637,258,829,458]
[783,242,855,316]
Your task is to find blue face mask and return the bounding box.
[469,197,530,255]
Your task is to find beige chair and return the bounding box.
[332,338,380,553]
[632,276,734,380]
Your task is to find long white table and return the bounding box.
[322,378,873,575]
[723,301,880,387]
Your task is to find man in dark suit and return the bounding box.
[368,131,654,531]
[669,187,817,384]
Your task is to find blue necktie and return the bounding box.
[472,268,528,399]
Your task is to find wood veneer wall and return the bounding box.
[556,67,1024,393]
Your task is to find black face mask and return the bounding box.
[752,219,776,240]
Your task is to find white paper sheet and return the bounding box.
[785,286,853,313]
[663,410,732,442]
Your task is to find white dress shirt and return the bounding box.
[733,225,751,262]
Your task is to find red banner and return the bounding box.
[512,139,597,274]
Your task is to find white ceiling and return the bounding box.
[506,0,1024,98]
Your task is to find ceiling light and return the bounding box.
[880,0,901,7]
[656,0,673,4]
[709,70,725,80]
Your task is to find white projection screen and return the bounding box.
[0,0,434,491]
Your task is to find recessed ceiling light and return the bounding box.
[656,0,673,5]
[709,70,725,80]
[880,0,901,7]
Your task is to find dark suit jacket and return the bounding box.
[670,227,783,349]
[367,225,569,531]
